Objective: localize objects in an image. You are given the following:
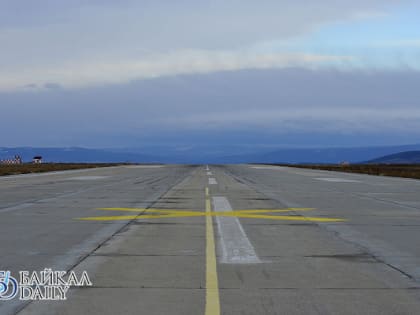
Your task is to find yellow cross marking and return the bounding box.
[76,207,345,222]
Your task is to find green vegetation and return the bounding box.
[0,163,124,176]
[287,164,420,180]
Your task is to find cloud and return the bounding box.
[0,0,408,91]
[22,83,38,89]
[159,107,420,133]
[44,82,62,90]
[2,68,420,147]
[0,1,418,149]
[0,50,352,91]
[351,10,389,20]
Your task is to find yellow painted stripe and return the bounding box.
[78,206,345,223]
[77,214,204,221]
[77,212,345,222]
[205,187,220,315]
[98,208,199,213]
[98,207,314,213]
[77,215,140,221]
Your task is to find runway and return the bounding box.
[1,164,420,314]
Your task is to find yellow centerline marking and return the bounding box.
[205,187,220,315]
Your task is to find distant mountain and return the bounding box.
[2,144,420,164]
[216,144,420,164]
[366,151,420,164]
[0,145,270,164]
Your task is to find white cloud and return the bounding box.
[0,0,407,91]
[0,50,352,91]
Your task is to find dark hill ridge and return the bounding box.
[367,151,420,164]
[2,145,420,164]
[216,144,420,164]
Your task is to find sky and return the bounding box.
[1,0,420,150]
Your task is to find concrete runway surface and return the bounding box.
[1,164,420,315]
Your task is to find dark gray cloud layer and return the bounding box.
[1,68,420,147]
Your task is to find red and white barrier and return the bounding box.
[0,155,23,165]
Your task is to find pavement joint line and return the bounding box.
[205,186,221,315]
[0,203,35,213]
